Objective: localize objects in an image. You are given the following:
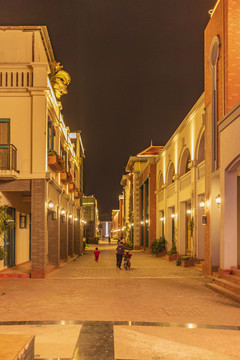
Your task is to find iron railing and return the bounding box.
[0,144,17,171]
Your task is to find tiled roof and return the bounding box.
[137,144,164,157]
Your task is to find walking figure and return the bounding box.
[94,247,101,262]
[116,242,125,269]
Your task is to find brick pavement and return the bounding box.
[0,243,240,359]
[0,243,239,325]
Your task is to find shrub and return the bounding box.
[124,238,133,250]
[0,246,7,261]
[176,256,191,266]
[151,236,167,255]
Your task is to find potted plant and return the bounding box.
[150,236,167,257]
[68,182,75,192]
[48,150,65,172]
[165,236,178,261]
[176,256,195,267]
[60,170,72,184]
[74,188,81,199]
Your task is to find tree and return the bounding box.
[0,204,15,261]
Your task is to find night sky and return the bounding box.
[0,0,216,219]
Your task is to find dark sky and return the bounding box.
[0,0,216,219]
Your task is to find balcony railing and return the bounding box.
[0,144,17,171]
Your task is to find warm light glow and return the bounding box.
[74,217,78,221]
[186,209,192,214]
[216,194,221,206]
[61,208,66,215]
[171,214,175,218]
[191,120,195,160]
[146,219,149,223]
[199,200,205,208]
[69,214,72,218]
[187,323,197,329]
[175,142,178,173]
[160,217,164,222]
[209,0,221,17]
[163,152,166,183]
[141,221,144,225]
[48,200,54,209]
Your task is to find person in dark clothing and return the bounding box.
[116,242,125,269]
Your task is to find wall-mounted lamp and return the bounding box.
[146,219,149,224]
[186,209,192,215]
[48,200,54,209]
[61,208,66,215]
[160,217,164,222]
[74,217,78,221]
[141,221,144,225]
[199,200,205,208]
[216,194,221,207]
[171,213,175,218]
[69,214,72,218]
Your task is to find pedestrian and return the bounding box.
[116,242,125,269]
[94,247,101,262]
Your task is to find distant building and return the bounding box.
[112,209,121,238]
[121,143,163,249]
[99,221,112,238]
[82,196,99,243]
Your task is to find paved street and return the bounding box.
[0,242,240,359]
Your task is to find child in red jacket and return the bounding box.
[94,247,101,262]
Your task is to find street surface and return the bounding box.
[0,241,240,359]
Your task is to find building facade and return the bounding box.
[204,0,240,275]
[0,26,85,278]
[82,196,99,243]
[156,95,205,258]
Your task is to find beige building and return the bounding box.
[156,94,205,258]
[0,26,85,278]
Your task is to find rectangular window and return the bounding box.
[61,149,67,170]
[0,119,10,170]
[48,120,54,151]
[0,119,10,144]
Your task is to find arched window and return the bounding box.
[209,35,220,170]
[197,131,205,164]
[167,163,175,185]
[179,148,191,177]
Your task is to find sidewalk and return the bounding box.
[0,243,239,359]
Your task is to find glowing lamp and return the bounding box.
[216,194,221,207]
[48,200,54,209]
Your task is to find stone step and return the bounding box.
[192,263,203,272]
[194,263,203,269]
[214,278,240,295]
[222,274,240,286]
[232,269,240,277]
[206,282,240,304]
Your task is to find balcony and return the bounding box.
[0,144,18,179]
